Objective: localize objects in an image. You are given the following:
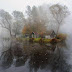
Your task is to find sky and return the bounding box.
[0,0,72,13]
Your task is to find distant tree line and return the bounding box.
[0,4,69,38]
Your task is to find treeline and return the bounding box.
[0,4,69,37]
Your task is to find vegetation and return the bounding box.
[0,4,69,41]
[56,33,67,40]
[50,4,69,34]
[28,33,67,44]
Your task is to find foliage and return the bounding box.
[43,39,51,43]
[56,33,67,40]
[50,38,57,44]
[29,38,34,43]
[32,38,51,43]
[22,5,47,35]
[33,38,41,42]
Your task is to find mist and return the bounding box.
[0,2,72,72]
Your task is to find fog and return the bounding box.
[0,1,72,72]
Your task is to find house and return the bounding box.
[45,30,56,39]
[23,32,38,38]
[30,32,36,38]
[50,30,56,38]
[45,35,51,39]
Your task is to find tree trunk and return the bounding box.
[57,24,60,35]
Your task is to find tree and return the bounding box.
[12,11,25,37]
[0,10,12,37]
[0,10,25,38]
[22,6,47,36]
[22,24,32,34]
[12,10,24,20]
[26,6,32,18]
[49,4,69,34]
[12,21,22,37]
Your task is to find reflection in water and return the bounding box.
[15,57,27,67]
[0,48,13,69]
[0,41,71,72]
[29,48,53,72]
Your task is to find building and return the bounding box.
[45,30,56,39]
[50,30,56,38]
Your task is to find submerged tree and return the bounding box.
[49,4,69,34]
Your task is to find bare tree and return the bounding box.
[49,4,69,34]
[12,11,25,37]
[0,10,12,37]
[12,21,22,37]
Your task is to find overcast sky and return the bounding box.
[0,0,72,13]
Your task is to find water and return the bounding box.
[0,39,71,72]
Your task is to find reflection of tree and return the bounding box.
[15,56,28,67]
[28,49,53,72]
[51,48,70,72]
[12,43,28,67]
[1,48,13,69]
[0,42,29,68]
[0,42,70,72]
[28,42,70,72]
[13,43,24,58]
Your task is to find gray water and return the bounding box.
[0,37,71,72]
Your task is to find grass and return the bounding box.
[33,38,51,43]
[16,37,64,43]
[43,39,51,43]
[16,37,29,42]
[15,33,67,44]
[33,38,41,42]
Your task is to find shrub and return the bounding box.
[56,33,67,40]
[39,38,44,45]
[43,39,51,43]
[50,38,57,44]
[33,38,41,43]
[29,38,34,43]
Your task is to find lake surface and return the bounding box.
[0,38,72,72]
